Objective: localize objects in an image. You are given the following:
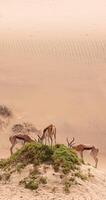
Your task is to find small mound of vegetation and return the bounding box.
[74,171,88,181]
[20,175,47,190]
[0,105,12,118]
[0,143,92,192]
[53,144,80,174]
[0,143,80,174]
[20,178,39,190]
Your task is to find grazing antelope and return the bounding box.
[9,134,36,155]
[66,137,99,168]
[37,124,56,146]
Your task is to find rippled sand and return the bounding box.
[0,0,106,160]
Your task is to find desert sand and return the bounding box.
[0,164,106,200]
[0,0,106,199]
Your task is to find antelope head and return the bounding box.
[66,137,75,148]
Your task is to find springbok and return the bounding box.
[37,124,56,146]
[66,137,99,168]
[9,134,36,155]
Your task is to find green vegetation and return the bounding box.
[63,176,77,194]
[74,171,88,181]
[0,172,11,183]
[0,143,80,174]
[19,173,47,191]
[53,144,80,174]
[20,178,39,190]
[0,143,90,192]
[63,180,71,194]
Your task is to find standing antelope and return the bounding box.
[66,137,99,168]
[9,134,36,155]
[37,124,56,146]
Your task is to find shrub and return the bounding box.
[74,171,88,181]
[25,179,39,190]
[12,124,24,134]
[0,172,11,182]
[0,159,11,169]
[12,122,38,134]
[52,144,80,174]
[0,143,80,175]
[0,105,12,118]
[19,175,47,191]
[16,163,25,173]
[63,180,71,194]
[39,176,47,184]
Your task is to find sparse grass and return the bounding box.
[0,158,11,170]
[16,163,25,173]
[51,186,57,193]
[63,180,71,194]
[26,180,38,190]
[39,176,47,184]
[0,172,11,182]
[23,178,39,190]
[74,171,88,181]
[88,168,94,178]
[29,166,40,177]
[63,175,78,194]
[20,175,47,191]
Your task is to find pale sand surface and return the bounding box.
[0,0,106,199]
[0,1,106,154]
[0,165,106,200]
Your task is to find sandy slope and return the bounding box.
[0,1,106,198]
[0,165,106,200]
[0,0,106,153]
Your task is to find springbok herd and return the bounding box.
[9,124,99,168]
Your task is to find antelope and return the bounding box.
[9,134,36,155]
[37,124,56,146]
[66,137,99,168]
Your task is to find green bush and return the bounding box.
[19,175,47,191]
[0,143,80,175]
[74,171,88,181]
[52,144,80,174]
[25,179,39,190]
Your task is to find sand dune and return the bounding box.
[0,1,106,200]
[0,165,106,200]
[0,2,106,199]
[0,0,106,155]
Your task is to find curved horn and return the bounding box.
[37,134,41,139]
[70,137,75,144]
[66,137,70,146]
[66,137,75,147]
